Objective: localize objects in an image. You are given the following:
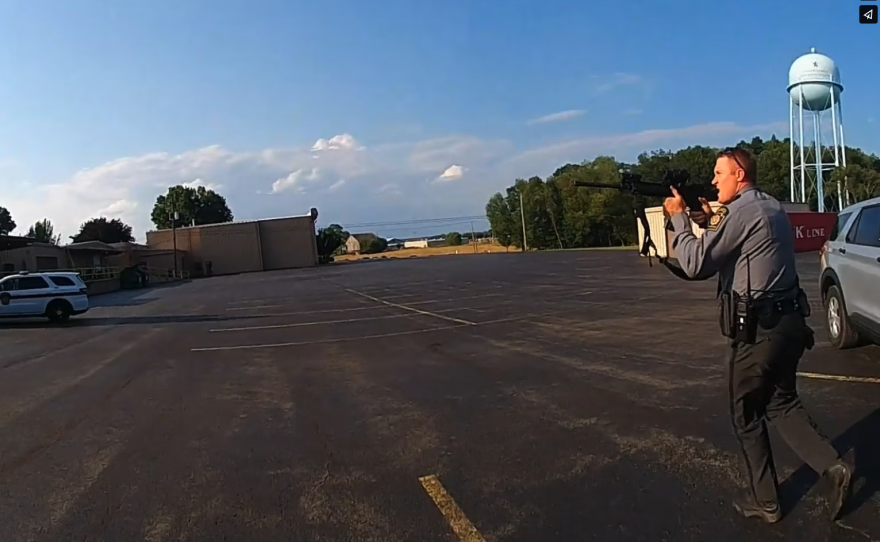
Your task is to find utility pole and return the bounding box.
[170,211,179,278]
[470,221,477,254]
[519,192,528,252]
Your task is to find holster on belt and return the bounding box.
[751,289,815,350]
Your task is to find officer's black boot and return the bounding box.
[824,461,853,521]
[732,491,782,523]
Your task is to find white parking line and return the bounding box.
[798,372,880,385]
[210,312,416,332]
[408,293,504,306]
[227,304,284,311]
[345,288,476,326]
[212,302,518,333]
[229,305,379,316]
[190,306,588,352]
[192,325,464,351]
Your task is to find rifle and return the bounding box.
[574,169,718,280]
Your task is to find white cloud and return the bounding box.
[593,72,643,93]
[3,122,787,242]
[311,133,363,152]
[96,199,138,217]
[435,164,465,182]
[527,110,586,125]
[377,183,401,195]
[502,121,788,177]
[270,168,320,194]
[183,177,223,191]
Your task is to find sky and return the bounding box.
[0,0,875,242]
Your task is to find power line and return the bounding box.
[395,220,489,233]
[338,215,488,229]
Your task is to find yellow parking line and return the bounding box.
[419,475,487,542]
[798,372,880,384]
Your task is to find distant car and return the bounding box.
[819,196,880,349]
[0,271,90,323]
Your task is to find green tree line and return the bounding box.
[485,136,880,251]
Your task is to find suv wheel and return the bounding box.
[46,300,72,323]
[825,285,859,349]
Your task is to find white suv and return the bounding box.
[819,196,880,349]
[0,271,90,323]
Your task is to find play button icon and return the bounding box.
[861,4,878,23]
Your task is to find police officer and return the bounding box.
[662,147,853,523]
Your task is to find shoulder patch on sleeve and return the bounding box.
[705,206,728,232]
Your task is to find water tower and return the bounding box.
[787,47,848,212]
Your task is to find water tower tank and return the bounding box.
[787,48,842,112]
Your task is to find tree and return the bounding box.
[485,135,880,251]
[0,206,16,235]
[316,224,350,259]
[446,232,462,246]
[151,185,234,230]
[361,237,388,254]
[830,165,880,203]
[485,193,515,249]
[70,217,134,244]
[26,219,61,245]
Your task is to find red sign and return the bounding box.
[787,212,837,253]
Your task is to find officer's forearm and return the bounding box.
[669,212,715,279]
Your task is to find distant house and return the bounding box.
[345,233,378,255]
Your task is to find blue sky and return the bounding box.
[0,0,874,241]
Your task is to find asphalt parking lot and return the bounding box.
[1,250,879,542]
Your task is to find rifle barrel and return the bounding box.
[572,182,622,189]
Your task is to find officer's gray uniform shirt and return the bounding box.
[669,186,799,299]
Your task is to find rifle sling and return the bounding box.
[633,202,699,282]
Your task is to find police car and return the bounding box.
[0,271,90,323]
[819,195,880,349]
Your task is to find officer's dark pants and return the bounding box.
[728,312,840,506]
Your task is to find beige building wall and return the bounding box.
[259,216,318,270]
[147,228,201,252]
[107,249,185,271]
[146,213,317,276]
[198,222,263,275]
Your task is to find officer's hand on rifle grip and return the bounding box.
[662,187,687,217]
[689,197,714,227]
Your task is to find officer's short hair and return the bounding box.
[718,147,757,183]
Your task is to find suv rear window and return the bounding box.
[48,276,77,287]
[829,211,852,242]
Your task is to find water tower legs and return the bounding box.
[788,86,847,212]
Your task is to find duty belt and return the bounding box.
[754,297,801,316]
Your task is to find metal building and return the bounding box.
[146,209,319,276]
